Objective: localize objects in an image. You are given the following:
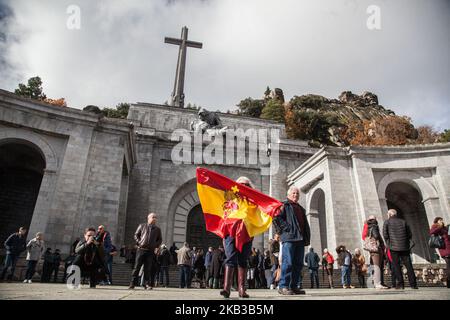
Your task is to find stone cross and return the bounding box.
[165,26,202,108]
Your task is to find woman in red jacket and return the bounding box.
[429,217,450,288]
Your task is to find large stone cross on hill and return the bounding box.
[165,26,202,108]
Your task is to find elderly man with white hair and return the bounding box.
[382,209,418,289]
[273,186,311,295]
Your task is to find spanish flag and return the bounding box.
[196,168,282,252]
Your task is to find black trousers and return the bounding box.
[131,248,154,285]
[444,256,450,288]
[309,269,320,288]
[390,251,417,288]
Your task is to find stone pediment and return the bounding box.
[128,102,287,138]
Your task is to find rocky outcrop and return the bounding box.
[286,91,407,147]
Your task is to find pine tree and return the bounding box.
[260,99,285,122]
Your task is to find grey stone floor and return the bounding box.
[0,283,449,300]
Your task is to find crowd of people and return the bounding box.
[1,185,449,296]
[0,225,118,288]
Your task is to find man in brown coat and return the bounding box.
[128,213,162,290]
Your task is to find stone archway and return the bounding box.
[0,129,60,243]
[308,188,327,253]
[0,141,45,243]
[186,204,222,251]
[167,179,201,246]
[167,178,223,249]
[385,181,436,263]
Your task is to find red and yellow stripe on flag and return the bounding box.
[196,167,282,252]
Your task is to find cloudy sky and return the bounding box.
[0,0,449,129]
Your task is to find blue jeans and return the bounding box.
[341,265,351,286]
[106,255,113,283]
[223,236,252,268]
[1,254,19,280]
[279,241,305,290]
[179,265,191,288]
[159,266,169,286]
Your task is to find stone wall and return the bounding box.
[0,90,135,254]
[289,144,450,265]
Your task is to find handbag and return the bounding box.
[361,264,368,274]
[363,229,380,253]
[274,267,281,282]
[363,237,380,253]
[428,234,444,249]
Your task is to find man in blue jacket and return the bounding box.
[273,186,311,295]
[1,227,27,281]
[305,247,320,288]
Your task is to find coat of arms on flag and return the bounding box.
[196,167,282,251]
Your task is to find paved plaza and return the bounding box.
[0,283,448,300]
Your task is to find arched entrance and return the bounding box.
[385,181,436,263]
[0,141,45,244]
[308,188,327,253]
[186,204,222,251]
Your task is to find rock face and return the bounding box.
[287,91,401,146]
[265,88,285,103]
[338,91,379,107]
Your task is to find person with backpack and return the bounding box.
[429,217,450,288]
[305,247,320,288]
[362,215,389,289]
[157,244,171,287]
[336,245,354,289]
[322,248,335,288]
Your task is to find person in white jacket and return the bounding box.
[23,232,45,283]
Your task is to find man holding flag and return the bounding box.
[196,168,282,299]
[273,186,311,295]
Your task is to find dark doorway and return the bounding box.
[386,181,435,263]
[0,142,45,244]
[186,205,222,251]
[309,188,327,254]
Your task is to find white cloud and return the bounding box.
[0,0,449,129]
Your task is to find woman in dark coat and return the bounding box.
[429,217,450,288]
[363,215,389,289]
[211,247,224,289]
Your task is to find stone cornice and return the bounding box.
[0,89,134,134]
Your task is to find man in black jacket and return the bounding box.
[273,186,311,295]
[157,244,171,287]
[73,227,105,288]
[1,227,27,281]
[382,209,418,289]
[128,213,162,290]
[305,247,320,288]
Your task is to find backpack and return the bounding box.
[428,234,444,249]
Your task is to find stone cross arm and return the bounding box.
[164,37,203,49]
